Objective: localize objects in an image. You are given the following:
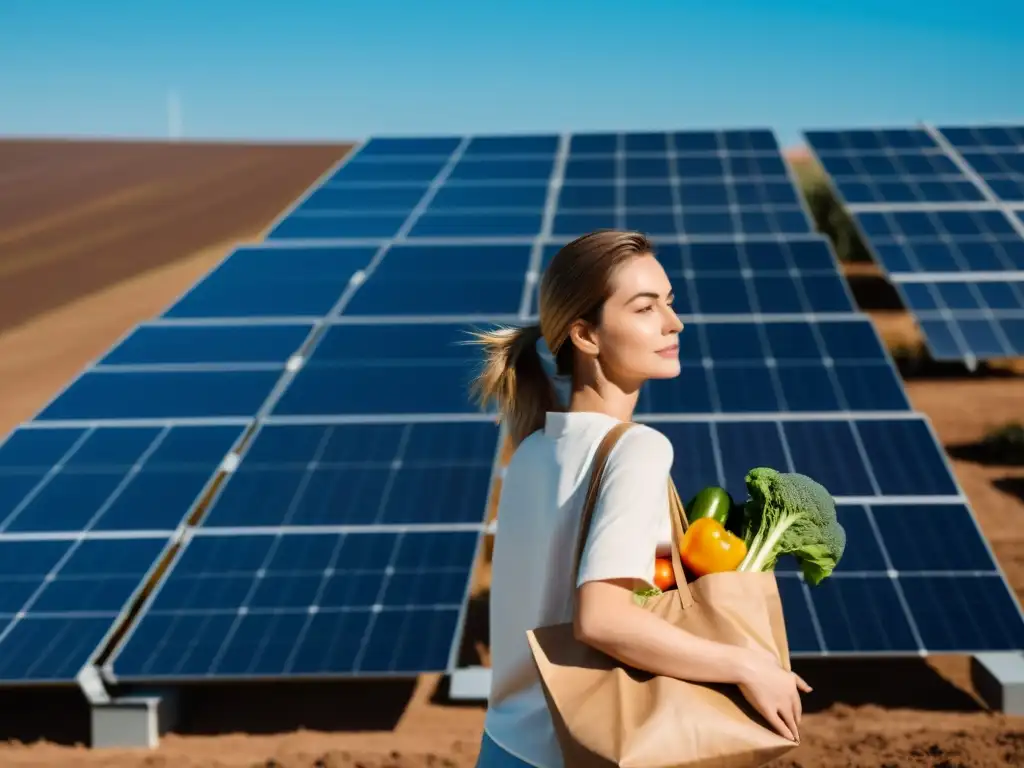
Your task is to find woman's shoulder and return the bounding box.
[611,422,674,465]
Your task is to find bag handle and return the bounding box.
[572,422,695,609]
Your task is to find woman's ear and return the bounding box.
[568,319,600,357]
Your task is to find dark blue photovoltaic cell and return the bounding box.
[343,243,530,315]
[872,504,997,571]
[957,150,1024,202]
[776,577,820,654]
[855,419,958,496]
[893,280,1024,361]
[804,129,985,204]
[272,323,482,416]
[938,124,1024,202]
[100,324,312,366]
[375,244,532,279]
[449,158,554,181]
[915,317,1024,361]
[357,137,461,157]
[36,370,280,421]
[329,158,448,184]
[202,422,496,528]
[109,529,479,680]
[464,135,558,155]
[0,425,243,533]
[296,185,428,212]
[806,576,919,652]
[851,209,1024,275]
[650,417,957,502]
[899,575,1024,652]
[0,536,170,682]
[408,212,543,237]
[938,125,1024,150]
[268,213,408,240]
[429,183,549,209]
[898,280,1024,312]
[163,246,376,319]
[344,277,525,316]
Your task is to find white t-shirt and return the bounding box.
[483,410,674,768]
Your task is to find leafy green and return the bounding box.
[633,586,663,607]
[736,467,846,586]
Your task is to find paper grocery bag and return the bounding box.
[527,423,798,768]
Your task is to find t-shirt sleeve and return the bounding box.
[576,426,674,590]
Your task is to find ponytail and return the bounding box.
[467,324,560,447]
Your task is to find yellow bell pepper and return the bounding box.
[679,517,747,578]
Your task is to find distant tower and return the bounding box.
[168,90,183,140]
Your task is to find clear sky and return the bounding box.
[2,0,1022,147]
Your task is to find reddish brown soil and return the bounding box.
[0,141,1021,768]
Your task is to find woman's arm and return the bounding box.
[574,578,758,685]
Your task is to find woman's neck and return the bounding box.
[567,383,640,423]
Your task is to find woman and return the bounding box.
[470,230,810,768]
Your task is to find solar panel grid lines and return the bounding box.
[0,532,176,684]
[101,416,507,682]
[518,133,571,319]
[0,422,250,537]
[802,124,1024,364]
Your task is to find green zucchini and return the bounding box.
[685,486,733,526]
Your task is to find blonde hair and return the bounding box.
[469,230,655,446]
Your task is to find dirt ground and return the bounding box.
[0,141,1021,768]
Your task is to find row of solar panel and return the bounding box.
[296,179,805,211]
[891,280,1024,359]
[2,409,1020,684]
[36,317,916,423]
[330,154,794,181]
[4,535,1017,685]
[270,209,813,240]
[153,239,850,320]
[805,127,1024,203]
[353,130,783,158]
[804,126,1024,364]
[1,415,963,538]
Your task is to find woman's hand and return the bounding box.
[736,652,812,742]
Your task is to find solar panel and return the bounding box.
[268,130,812,243]
[341,243,530,317]
[0,535,172,682]
[99,323,313,366]
[162,245,377,319]
[199,421,498,528]
[652,415,956,502]
[105,527,480,681]
[938,125,1024,202]
[0,424,245,534]
[777,502,1024,654]
[804,128,987,204]
[35,369,281,422]
[804,125,1024,363]
[893,278,1024,361]
[269,317,908,418]
[852,208,1024,276]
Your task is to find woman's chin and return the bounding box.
[647,360,682,379]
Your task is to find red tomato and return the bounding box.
[653,557,676,591]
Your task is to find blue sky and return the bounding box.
[1,0,1022,147]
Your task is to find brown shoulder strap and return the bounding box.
[571,422,637,584]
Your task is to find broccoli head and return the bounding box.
[736,467,846,585]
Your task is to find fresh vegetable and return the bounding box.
[679,517,748,578]
[653,557,676,591]
[735,467,846,586]
[685,486,733,526]
[633,585,662,606]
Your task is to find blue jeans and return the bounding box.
[476,732,536,768]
